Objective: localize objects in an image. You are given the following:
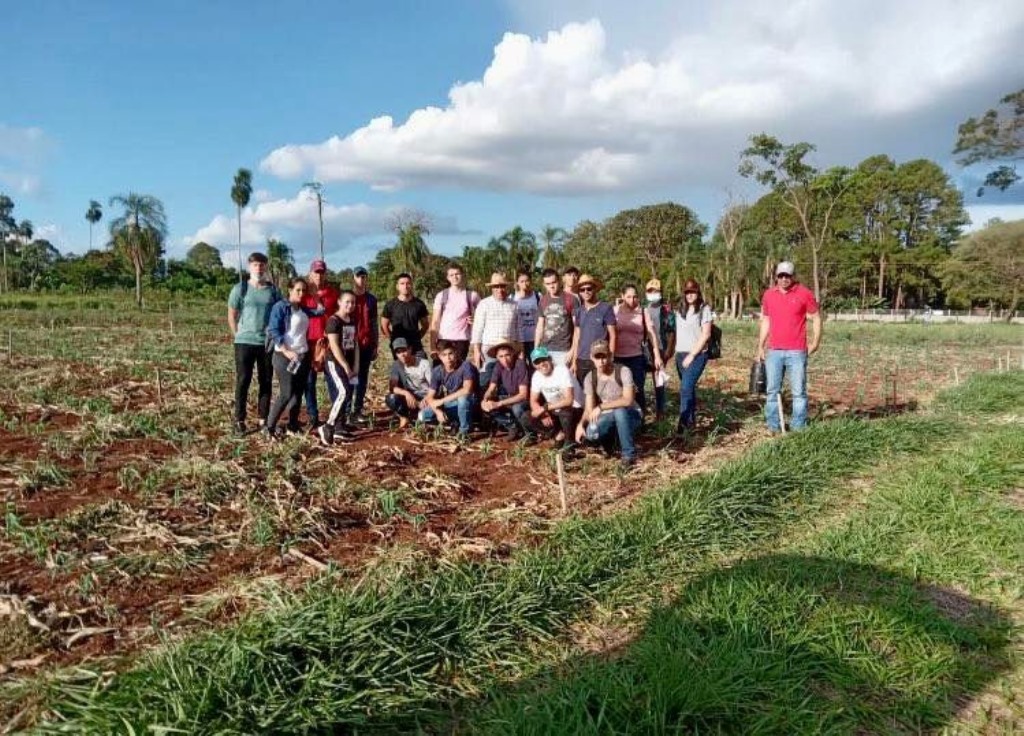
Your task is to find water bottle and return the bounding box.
[287,357,301,374]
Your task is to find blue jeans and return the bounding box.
[585,407,642,461]
[418,394,476,433]
[485,393,529,432]
[304,366,338,425]
[675,351,708,428]
[385,391,424,418]
[614,355,648,416]
[765,349,808,431]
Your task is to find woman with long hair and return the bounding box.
[265,277,321,437]
[673,279,714,435]
[613,283,663,418]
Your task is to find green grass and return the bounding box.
[471,421,1024,734]
[35,411,962,732]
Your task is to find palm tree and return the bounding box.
[109,193,168,308]
[0,194,15,294]
[85,200,103,250]
[394,222,430,276]
[303,181,325,261]
[266,238,296,287]
[231,169,253,281]
[498,226,537,274]
[539,225,567,271]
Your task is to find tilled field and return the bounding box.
[1,305,1019,699]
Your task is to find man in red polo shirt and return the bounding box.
[756,261,822,432]
[303,260,340,428]
[350,266,379,423]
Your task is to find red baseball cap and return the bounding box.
[310,259,328,273]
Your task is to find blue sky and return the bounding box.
[5,0,1023,270]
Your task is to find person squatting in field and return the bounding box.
[417,341,479,438]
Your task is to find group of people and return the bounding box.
[228,252,822,468]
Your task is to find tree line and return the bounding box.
[1,88,1019,313]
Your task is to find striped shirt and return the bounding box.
[471,295,519,352]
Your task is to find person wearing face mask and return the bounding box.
[643,279,676,422]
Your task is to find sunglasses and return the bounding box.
[579,286,595,292]
[592,353,609,360]
[777,273,793,279]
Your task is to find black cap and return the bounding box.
[354,266,368,276]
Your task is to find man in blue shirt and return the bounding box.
[418,340,479,438]
[573,274,617,384]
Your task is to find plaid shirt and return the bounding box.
[471,295,518,350]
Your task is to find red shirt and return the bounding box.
[303,285,340,341]
[761,283,819,350]
[354,292,377,348]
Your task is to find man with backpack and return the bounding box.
[573,274,617,384]
[227,252,281,436]
[534,268,579,369]
[644,278,676,422]
[430,263,479,364]
[575,339,642,470]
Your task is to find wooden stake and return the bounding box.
[777,394,786,434]
[953,366,960,385]
[892,366,898,407]
[555,453,568,514]
[155,367,164,411]
[6,329,11,361]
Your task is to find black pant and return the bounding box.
[528,407,579,441]
[234,343,273,423]
[267,351,311,430]
[575,358,594,385]
[354,344,374,415]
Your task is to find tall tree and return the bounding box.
[266,238,296,287]
[497,226,538,274]
[602,203,707,294]
[108,193,168,307]
[387,209,432,277]
[186,242,224,271]
[231,168,253,281]
[740,134,853,301]
[85,200,103,250]
[942,219,1024,317]
[954,87,1024,195]
[0,194,15,294]
[303,181,325,261]
[539,225,567,270]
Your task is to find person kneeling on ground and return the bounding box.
[480,341,530,440]
[385,337,433,429]
[418,341,479,438]
[576,339,642,469]
[528,346,582,451]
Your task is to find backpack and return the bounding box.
[540,291,576,317]
[438,287,480,321]
[707,324,722,360]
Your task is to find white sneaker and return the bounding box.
[317,425,332,446]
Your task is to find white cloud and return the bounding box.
[0,124,53,196]
[260,1,1024,196]
[184,193,468,266]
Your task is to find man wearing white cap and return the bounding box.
[756,261,822,432]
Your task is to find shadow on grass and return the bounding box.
[447,554,1013,734]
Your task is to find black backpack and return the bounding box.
[706,323,722,360]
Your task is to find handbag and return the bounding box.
[312,337,329,372]
[749,359,767,395]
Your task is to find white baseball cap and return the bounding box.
[775,261,795,277]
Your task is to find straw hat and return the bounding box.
[577,273,603,291]
[486,272,509,288]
